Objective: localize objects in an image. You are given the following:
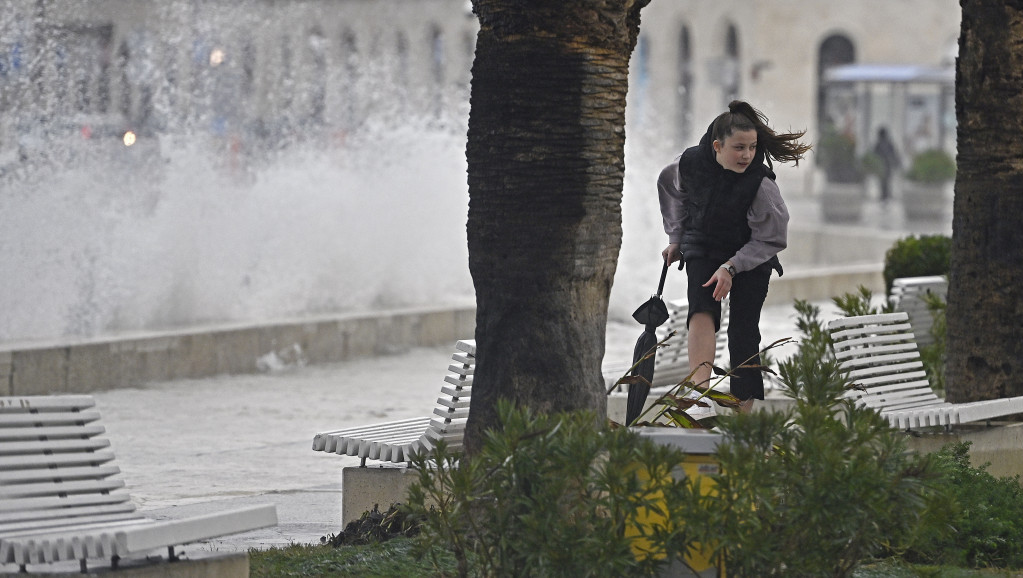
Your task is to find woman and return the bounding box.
[659,100,810,412]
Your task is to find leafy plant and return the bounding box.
[403,402,698,577]
[609,330,790,428]
[906,149,956,184]
[918,291,947,393]
[833,284,897,317]
[249,538,457,577]
[687,300,944,577]
[903,442,1023,569]
[817,129,865,183]
[883,235,952,294]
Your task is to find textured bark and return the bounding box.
[946,0,1023,401]
[464,0,649,453]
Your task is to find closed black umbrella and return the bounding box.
[625,260,671,426]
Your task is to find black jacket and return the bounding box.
[677,122,782,275]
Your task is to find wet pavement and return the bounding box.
[4,195,951,562]
[78,299,837,555]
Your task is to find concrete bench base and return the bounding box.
[341,466,429,529]
[905,420,1023,480]
[1,552,249,578]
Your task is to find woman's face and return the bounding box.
[713,129,757,173]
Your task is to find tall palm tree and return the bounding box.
[946,0,1023,402]
[464,0,649,452]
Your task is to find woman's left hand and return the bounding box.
[702,268,732,301]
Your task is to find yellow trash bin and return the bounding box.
[630,428,725,578]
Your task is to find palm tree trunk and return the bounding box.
[464,0,648,452]
[946,0,1023,402]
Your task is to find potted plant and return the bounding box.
[902,148,956,221]
[816,129,867,222]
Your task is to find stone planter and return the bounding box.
[902,180,951,221]
[820,181,866,223]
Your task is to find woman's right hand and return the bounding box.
[662,243,682,265]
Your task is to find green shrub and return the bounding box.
[689,300,944,577]
[832,285,897,317]
[404,303,958,577]
[918,291,947,392]
[883,235,952,294]
[249,538,456,577]
[906,149,956,184]
[404,402,697,577]
[818,129,864,183]
[903,442,1023,569]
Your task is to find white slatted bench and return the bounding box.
[0,395,277,574]
[890,275,948,348]
[603,298,730,392]
[312,339,475,466]
[828,312,1023,430]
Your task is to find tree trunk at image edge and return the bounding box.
[464,0,649,453]
[946,0,1023,402]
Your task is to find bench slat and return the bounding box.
[0,465,122,485]
[0,505,142,535]
[0,397,95,413]
[0,512,148,538]
[0,450,117,471]
[0,411,102,427]
[0,438,111,456]
[833,340,918,359]
[0,479,126,500]
[433,407,469,420]
[447,364,474,376]
[0,425,106,442]
[0,492,134,515]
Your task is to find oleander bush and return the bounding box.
[404,403,697,577]
[687,300,945,577]
[903,442,1023,570]
[402,301,948,578]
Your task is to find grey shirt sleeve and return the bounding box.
[659,159,788,272]
[729,177,789,273]
[658,155,686,244]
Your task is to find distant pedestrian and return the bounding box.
[872,127,901,203]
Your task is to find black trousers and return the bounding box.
[685,257,772,400]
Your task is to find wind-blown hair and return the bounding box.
[712,100,812,165]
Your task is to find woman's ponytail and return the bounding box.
[715,100,812,166]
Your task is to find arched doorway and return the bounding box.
[817,34,856,134]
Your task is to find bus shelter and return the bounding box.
[821,63,955,160]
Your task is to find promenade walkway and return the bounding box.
[77,300,832,554]
[1,195,953,567]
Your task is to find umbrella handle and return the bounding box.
[656,259,669,297]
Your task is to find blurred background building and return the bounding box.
[0,0,959,344]
[0,0,958,193]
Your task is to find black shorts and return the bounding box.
[684,256,774,400]
[685,258,727,331]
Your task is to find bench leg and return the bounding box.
[169,546,179,562]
